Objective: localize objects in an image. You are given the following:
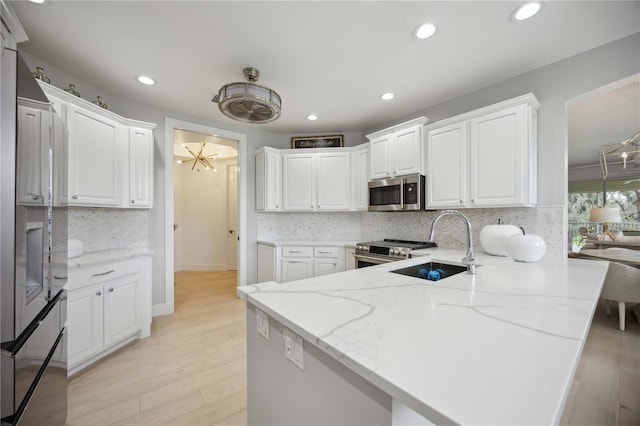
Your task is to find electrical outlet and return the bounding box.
[283,328,304,370]
[256,308,269,340]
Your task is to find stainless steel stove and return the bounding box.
[354,239,437,268]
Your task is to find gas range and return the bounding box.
[355,238,437,262]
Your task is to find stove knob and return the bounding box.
[391,249,399,256]
[400,249,407,257]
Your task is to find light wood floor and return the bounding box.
[67,271,247,426]
[66,271,639,426]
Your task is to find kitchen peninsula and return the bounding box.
[238,249,609,425]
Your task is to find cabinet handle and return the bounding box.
[53,275,68,280]
[109,287,114,292]
[131,200,135,204]
[96,290,102,296]
[92,270,114,277]
[72,194,78,199]
[289,261,305,264]
[318,251,331,254]
[289,250,302,253]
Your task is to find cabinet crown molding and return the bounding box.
[426,93,539,131]
[366,116,431,140]
[37,80,156,130]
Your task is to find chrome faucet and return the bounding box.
[428,210,476,274]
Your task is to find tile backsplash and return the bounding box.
[257,206,564,262]
[69,208,150,252]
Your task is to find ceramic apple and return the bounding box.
[507,234,546,262]
[479,224,522,256]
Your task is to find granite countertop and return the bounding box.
[238,249,609,425]
[67,247,153,269]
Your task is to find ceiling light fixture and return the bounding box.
[413,23,437,40]
[306,114,318,121]
[175,142,218,172]
[381,92,395,101]
[29,0,46,4]
[137,75,155,85]
[212,67,282,124]
[512,2,542,21]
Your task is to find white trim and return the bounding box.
[152,302,175,317]
[165,118,248,310]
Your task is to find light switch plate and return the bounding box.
[283,328,304,370]
[256,308,270,341]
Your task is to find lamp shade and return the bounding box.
[589,207,622,223]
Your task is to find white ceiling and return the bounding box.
[10,1,640,167]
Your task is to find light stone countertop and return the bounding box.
[238,249,609,425]
[257,240,360,248]
[67,248,153,269]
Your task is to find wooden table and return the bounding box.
[577,248,640,268]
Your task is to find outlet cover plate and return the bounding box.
[256,308,270,341]
[283,328,304,370]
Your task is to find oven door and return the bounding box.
[354,254,394,269]
[368,177,403,211]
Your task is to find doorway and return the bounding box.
[173,129,238,272]
[164,119,248,315]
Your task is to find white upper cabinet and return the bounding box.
[352,144,369,211]
[282,151,351,211]
[67,103,124,207]
[38,81,156,209]
[128,127,153,208]
[16,98,50,206]
[256,147,281,211]
[367,117,429,180]
[425,93,539,209]
[316,152,350,211]
[426,122,468,208]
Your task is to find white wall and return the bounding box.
[174,157,236,271]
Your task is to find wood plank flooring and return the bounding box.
[67,271,247,426]
[66,271,639,425]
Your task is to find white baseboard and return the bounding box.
[152,301,175,317]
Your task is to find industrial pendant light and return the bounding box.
[212,67,282,124]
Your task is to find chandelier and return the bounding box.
[599,130,640,179]
[176,143,217,172]
[212,67,281,124]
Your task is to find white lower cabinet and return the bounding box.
[257,243,348,283]
[67,256,151,375]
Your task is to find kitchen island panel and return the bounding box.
[247,303,392,425]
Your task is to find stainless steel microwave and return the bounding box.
[368,174,425,211]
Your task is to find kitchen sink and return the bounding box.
[390,261,467,281]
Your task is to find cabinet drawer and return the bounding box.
[68,259,140,290]
[314,247,342,258]
[282,246,313,258]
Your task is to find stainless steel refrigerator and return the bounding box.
[1,48,68,425]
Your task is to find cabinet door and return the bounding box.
[317,153,350,211]
[469,105,525,207]
[281,259,313,282]
[129,127,153,207]
[256,150,281,211]
[283,154,314,211]
[354,147,369,211]
[49,95,69,207]
[67,284,104,366]
[426,123,467,208]
[257,243,276,283]
[313,258,345,277]
[393,126,422,176]
[103,275,141,346]
[345,248,356,271]
[67,104,123,206]
[16,103,49,206]
[369,135,393,179]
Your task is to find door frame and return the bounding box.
[226,163,238,271]
[164,118,247,313]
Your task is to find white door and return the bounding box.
[227,164,238,271]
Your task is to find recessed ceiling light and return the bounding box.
[136,75,155,85]
[29,0,46,4]
[512,2,542,21]
[413,22,437,40]
[307,114,318,121]
[381,92,395,101]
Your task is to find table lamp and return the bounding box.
[589,207,622,242]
